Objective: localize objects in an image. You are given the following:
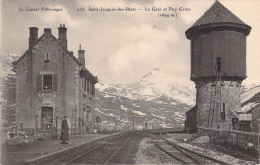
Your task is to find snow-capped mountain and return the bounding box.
[95,68,196,128]
[97,68,196,106]
[0,53,18,75]
[94,91,190,128]
[0,54,17,126]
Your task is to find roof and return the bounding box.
[13,32,81,66]
[185,105,197,115]
[241,85,260,103]
[192,2,246,28]
[79,68,98,83]
[239,86,260,113]
[12,29,98,81]
[186,1,251,39]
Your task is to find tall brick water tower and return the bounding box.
[185,1,251,130]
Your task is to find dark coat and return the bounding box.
[60,119,69,141]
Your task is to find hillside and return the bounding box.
[97,68,196,105]
[95,68,196,128]
[0,54,17,126]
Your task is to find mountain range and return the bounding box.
[94,68,196,128]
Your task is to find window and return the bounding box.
[216,57,221,72]
[45,53,50,63]
[221,103,225,120]
[37,74,57,92]
[43,75,52,91]
[90,83,94,96]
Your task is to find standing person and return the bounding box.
[60,116,69,144]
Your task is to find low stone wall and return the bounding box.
[1,127,35,145]
[198,127,259,155]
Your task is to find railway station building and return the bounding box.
[12,25,98,138]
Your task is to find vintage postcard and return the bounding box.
[1,0,260,164]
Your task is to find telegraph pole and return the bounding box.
[257,119,260,164]
[35,113,38,140]
[132,115,135,130]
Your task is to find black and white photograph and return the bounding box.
[0,0,260,164]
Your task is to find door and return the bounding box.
[41,107,53,130]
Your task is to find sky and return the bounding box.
[1,0,260,85]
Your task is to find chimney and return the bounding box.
[58,24,67,49]
[29,27,38,49]
[78,44,85,67]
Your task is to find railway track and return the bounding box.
[154,134,228,165]
[32,132,132,165]
[62,132,133,165]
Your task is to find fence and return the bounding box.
[198,127,259,155]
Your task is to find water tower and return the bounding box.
[185,1,251,130]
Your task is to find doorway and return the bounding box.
[41,107,53,130]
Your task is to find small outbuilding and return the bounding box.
[185,105,197,133]
[237,86,260,132]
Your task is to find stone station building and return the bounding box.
[12,25,98,138]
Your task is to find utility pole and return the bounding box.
[132,115,135,130]
[220,68,223,135]
[35,113,38,140]
[55,115,58,138]
[257,119,260,164]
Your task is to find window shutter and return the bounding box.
[84,79,86,92]
[36,75,42,92]
[92,84,95,96]
[87,80,89,93]
[53,74,58,91]
[89,83,92,95]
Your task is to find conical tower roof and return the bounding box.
[186,1,251,39]
[192,2,246,27]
